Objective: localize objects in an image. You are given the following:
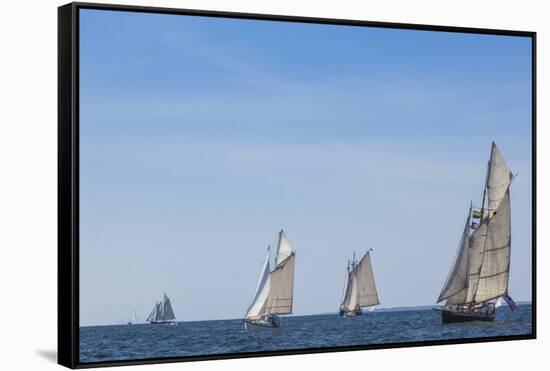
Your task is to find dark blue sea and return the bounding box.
[80,304,532,363]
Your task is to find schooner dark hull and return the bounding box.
[434,308,495,323]
[339,308,363,317]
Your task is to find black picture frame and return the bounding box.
[58,2,537,369]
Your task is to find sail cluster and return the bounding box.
[245,230,295,320]
[146,293,176,322]
[438,143,513,305]
[340,251,380,313]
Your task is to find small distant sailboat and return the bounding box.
[127,309,137,325]
[146,293,177,325]
[434,142,517,323]
[339,250,380,316]
[244,229,295,329]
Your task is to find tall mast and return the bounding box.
[479,158,490,224]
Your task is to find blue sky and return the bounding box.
[79,9,532,326]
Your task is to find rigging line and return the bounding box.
[510,172,519,185]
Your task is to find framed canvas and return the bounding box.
[58,2,536,369]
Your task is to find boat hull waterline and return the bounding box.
[243,317,280,330]
[150,320,177,325]
[433,308,495,323]
[339,308,363,317]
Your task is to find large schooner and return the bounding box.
[146,293,177,325]
[434,142,517,323]
[339,250,380,316]
[244,229,295,329]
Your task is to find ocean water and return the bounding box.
[80,304,532,363]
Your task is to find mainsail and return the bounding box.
[146,293,176,322]
[356,252,380,307]
[475,190,511,303]
[245,230,295,320]
[437,142,513,306]
[162,293,176,321]
[265,253,295,314]
[340,250,380,313]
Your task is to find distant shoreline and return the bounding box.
[80,301,532,327]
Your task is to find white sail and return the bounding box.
[469,143,512,304]
[265,254,295,315]
[155,302,163,321]
[487,143,513,216]
[340,268,352,311]
[246,252,271,319]
[162,294,176,321]
[474,189,511,302]
[439,142,513,307]
[356,252,380,307]
[341,251,379,313]
[438,210,471,304]
[465,211,489,303]
[146,302,158,322]
[246,230,296,319]
[147,294,176,322]
[344,269,359,312]
[275,230,293,267]
[128,309,137,324]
